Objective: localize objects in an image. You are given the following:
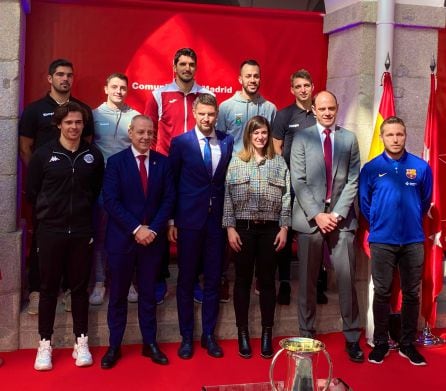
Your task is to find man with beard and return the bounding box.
[359,116,432,366]
[19,59,94,315]
[145,48,211,304]
[217,59,276,155]
[145,47,212,156]
[168,94,233,359]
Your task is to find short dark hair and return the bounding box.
[173,48,197,66]
[48,59,73,76]
[105,72,128,86]
[239,115,275,162]
[240,59,260,72]
[192,93,218,111]
[290,69,313,86]
[380,116,406,134]
[52,102,88,126]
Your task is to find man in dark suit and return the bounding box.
[290,90,364,363]
[101,115,175,368]
[168,94,234,359]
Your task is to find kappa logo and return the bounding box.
[378,173,387,177]
[168,99,177,104]
[406,168,417,179]
[49,155,60,163]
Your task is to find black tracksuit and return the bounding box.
[26,139,104,340]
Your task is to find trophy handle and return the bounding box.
[319,348,333,391]
[269,348,285,391]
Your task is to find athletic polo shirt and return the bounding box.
[272,103,315,166]
[19,94,94,150]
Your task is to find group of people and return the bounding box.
[19,47,432,372]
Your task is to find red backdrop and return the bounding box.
[24,0,328,112]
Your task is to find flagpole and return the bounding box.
[416,55,445,347]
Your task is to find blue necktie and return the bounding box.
[203,136,213,177]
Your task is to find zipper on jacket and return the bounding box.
[54,149,90,234]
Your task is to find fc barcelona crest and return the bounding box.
[406,169,417,179]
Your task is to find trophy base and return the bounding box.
[202,381,284,391]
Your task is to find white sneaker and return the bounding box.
[89,283,106,305]
[34,339,52,371]
[27,291,40,315]
[127,284,138,303]
[62,290,72,312]
[72,334,93,367]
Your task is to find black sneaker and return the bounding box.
[399,344,427,366]
[368,343,389,364]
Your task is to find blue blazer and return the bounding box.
[169,129,234,230]
[103,147,175,254]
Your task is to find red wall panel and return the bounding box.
[24,0,328,112]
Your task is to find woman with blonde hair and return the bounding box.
[223,115,291,358]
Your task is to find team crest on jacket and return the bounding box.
[406,168,417,179]
[84,154,94,164]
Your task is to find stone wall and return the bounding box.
[0,0,27,351]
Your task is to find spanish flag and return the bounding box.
[368,71,396,160]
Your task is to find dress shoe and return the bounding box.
[178,337,194,359]
[237,327,252,358]
[345,341,364,363]
[101,346,121,369]
[201,334,223,358]
[261,327,273,358]
[142,343,169,365]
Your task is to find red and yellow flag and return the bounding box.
[368,71,396,160]
[421,72,443,327]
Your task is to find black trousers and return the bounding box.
[28,211,40,292]
[370,242,424,346]
[37,231,93,340]
[233,220,279,328]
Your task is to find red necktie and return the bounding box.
[323,128,332,201]
[137,155,148,196]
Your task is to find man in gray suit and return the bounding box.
[290,90,363,363]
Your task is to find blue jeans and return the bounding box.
[370,242,424,346]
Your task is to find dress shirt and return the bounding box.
[194,127,221,175]
[316,122,336,205]
[131,145,149,174]
[316,122,335,158]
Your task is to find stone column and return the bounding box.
[0,0,28,351]
[324,0,445,161]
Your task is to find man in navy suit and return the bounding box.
[168,94,234,359]
[101,115,175,368]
